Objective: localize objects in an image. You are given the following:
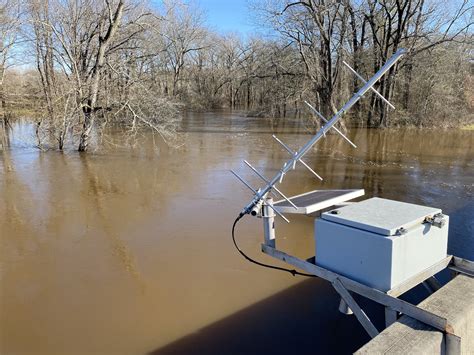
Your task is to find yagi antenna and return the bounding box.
[271,135,324,181]
[231,48,406,222]
[230,170,290,223]
[243,160,299,211]
[342,61,396,110]
[303,101,357,148]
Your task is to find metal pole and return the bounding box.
[263,198,276,248]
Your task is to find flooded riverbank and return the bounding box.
[1,111,473,354]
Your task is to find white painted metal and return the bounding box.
[273,189,365,215]
[263,198,276,248]
[315,198,449,291]
[265,200,290,223]
[321,197,442,236]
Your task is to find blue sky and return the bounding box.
[198,0,257,34]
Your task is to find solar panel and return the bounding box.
[273,189,364,215]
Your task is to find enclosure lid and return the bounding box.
[321,197,441,236]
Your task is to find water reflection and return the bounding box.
[0,111,473,354]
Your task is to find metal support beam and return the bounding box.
[261,244,453,334]
[338,298,353,315]
[449,257,474,277]
[262,198,276,248]
[446,334,462,355]
[332,278,379,338]
[425,276,442,292]
[385,307,398,327]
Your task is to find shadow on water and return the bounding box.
[150,278,385,355]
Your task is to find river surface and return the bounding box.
[1,111,473,355]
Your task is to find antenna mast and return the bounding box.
[232,48,406,220]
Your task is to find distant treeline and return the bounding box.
[1,0,473,151]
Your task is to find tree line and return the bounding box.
[1,0,473,151]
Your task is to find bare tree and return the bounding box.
[2,0,472,146]
[28,0,182,151]
[1,0,22,130]
[362,0,473,126]
[160,0,207,97]
[257,0,349,118]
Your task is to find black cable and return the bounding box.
[232,213,316,277]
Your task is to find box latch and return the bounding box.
[424,213,446,228]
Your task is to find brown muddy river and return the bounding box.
[1,110,473,355]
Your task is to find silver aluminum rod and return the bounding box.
[342,61,396,110]
[272,134,294,155]
[243,160,298,210]
[303,101,327,122]
[272,135,324,180]
[304,101,357,148]
[241,48,405,215]
[231,170,290,223]
[298,159,324,181]
[265,201,290,223]
[230,170,257,194]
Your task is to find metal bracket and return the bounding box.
[261,245,474,340]
[425,213,447,228]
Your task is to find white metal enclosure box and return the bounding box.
[315,197,449,292]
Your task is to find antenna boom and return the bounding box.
[237,48,406,217]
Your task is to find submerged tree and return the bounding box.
[2,0,472,141]
[253,0,473,127]
[1,0,22,129]
[27,0,185,151]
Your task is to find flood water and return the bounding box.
[1,111,473,355]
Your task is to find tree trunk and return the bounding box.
[78,109,93,151]
[78,0,124,152]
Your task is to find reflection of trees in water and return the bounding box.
[273,128,474,202]
[1,120,11,149]
[361,129,388,196]
[79,155,146,292]
[0,150,36,258]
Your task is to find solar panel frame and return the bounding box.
[273,189,365,215]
